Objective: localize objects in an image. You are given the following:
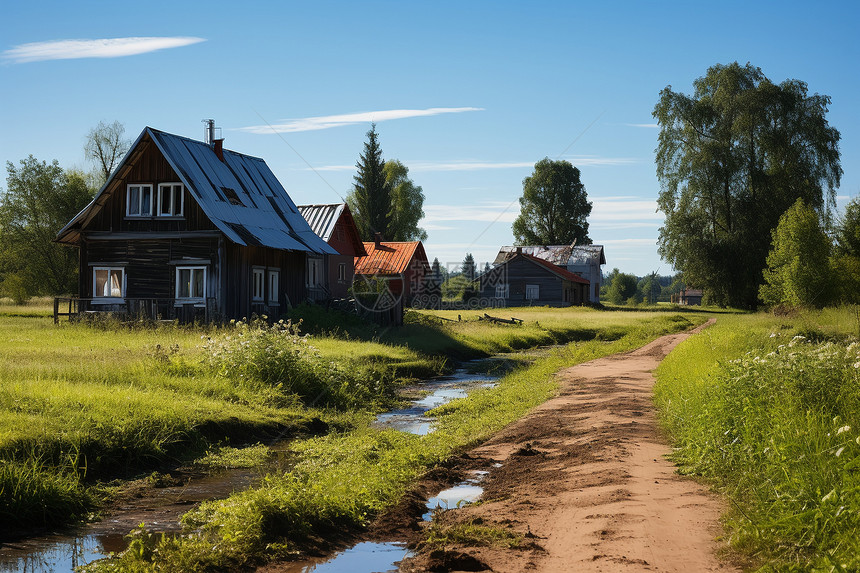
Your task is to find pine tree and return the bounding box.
[347,124,392,240]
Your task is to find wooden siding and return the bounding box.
[222,243,306,319]
[84,139,217,235]
[480,256,589,306]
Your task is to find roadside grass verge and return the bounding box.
[654,307,860,571]
[83,312,702,572]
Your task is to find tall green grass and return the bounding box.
[654,308,860,571]
[82,313,701,572]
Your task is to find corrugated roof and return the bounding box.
[56,127,336,255]
[494,245,606,266]
[354,241,428,275]
[523,254,590,284]
[298,203,345,242]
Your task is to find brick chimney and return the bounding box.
[374,232,383,249]
[214,138,225,162]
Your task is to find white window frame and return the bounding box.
[157,183,185,217]
[252,267,265,302]
[126,184,153,217]
[525,284,540,300]
[175,266,207,304]
[495,283,509,298]
[307,258,322,288]
[337,263,347,282]
[267,269,280,305]
[92,266,125,301]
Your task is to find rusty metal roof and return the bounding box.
[523,254,590,284]
[56,127,336,255]
[494,245,606,266]
[354,241,428,275]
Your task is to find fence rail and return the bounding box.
[53,297,217,324]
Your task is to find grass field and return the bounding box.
[0,302,709,570]
[72,310,704,572]
[654,306,860,571]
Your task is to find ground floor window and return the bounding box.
[338,263,347,282]
[267,269,279,305]
[495,283,509,298]
[93,267,124,299]
[252,267,265,301]
[525,284,539,300]
[176,266,206,302]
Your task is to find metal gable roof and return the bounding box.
[354,241,427,275]
[55,127,336,255]
[494,245,606,266]
[297,203,346,242]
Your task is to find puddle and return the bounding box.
[0,532,126,572]
[374,368,499,435]
[273,541,410,573]
[0,466,263,572]
[423,470,488,520]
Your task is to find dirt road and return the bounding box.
[403,319,736,572]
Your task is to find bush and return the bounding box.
[203,317,394,409]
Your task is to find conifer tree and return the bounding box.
[347,124,392,240]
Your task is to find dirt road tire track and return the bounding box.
[403,318,737,572]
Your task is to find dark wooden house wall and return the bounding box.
[222,243,305,319]
[85,139,217,235]
[479,257,589,307]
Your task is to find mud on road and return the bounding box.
[400,319,737,573]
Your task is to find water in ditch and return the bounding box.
[0,364,501,572]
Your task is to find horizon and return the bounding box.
[2,1,858,277]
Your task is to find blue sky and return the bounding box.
[2,0,858,276]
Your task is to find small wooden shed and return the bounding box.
[480,250,590,306]
[298,203,367,300]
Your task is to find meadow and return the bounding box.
[0,298,705,570]
[654,307,860,571]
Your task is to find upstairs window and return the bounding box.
[127,184,153,217]
[158,183,184,217]
[176,266,206,301]
[93,267,125,299]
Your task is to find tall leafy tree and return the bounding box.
[835,196,860,257]
[759,199,833,308]
[0,157,93,296]
[85,120,131,187]
[654,62,842,308]
[384,159,427,241]
[347,124,392,241]
[512,158,592,246]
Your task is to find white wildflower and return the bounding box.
[837,425,851,435]
[835,447,846,458]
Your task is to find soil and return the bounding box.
[398,318,739,573]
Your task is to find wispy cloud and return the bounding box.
[2,37,206,63]
[240,107,483,134]
[423,201,518,224]
[306,156,635,173]
[590,197,663,222]
[623,123,659,129]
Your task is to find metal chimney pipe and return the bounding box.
[202,119,215,144]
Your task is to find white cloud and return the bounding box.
[240,107,483,134]
[2,37,206,63]
[599,238,659,246]
[624,123,659,129]
[562,155,640,166]
[423,202,518,224]
[423,223,457,231]
[306,156,635,173]
[590,197,663,221]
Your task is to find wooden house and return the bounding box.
[353,239,436,307]
[671,288,703,306]
[298,203,367,300]
[54,126,336,321]
[494,244,605,303]
[480,249,590,306]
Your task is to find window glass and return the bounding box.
[268,270,279,304]
[172,185,183,215]
[193,268,205,298]
[176,267,206,300]
[128,187,140,215]
[94,267,123,298]
[526,284,539,300]
[338,263,347,281]
[178,268,191,298]
[252,268,265,301]
[141,187,152,216]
